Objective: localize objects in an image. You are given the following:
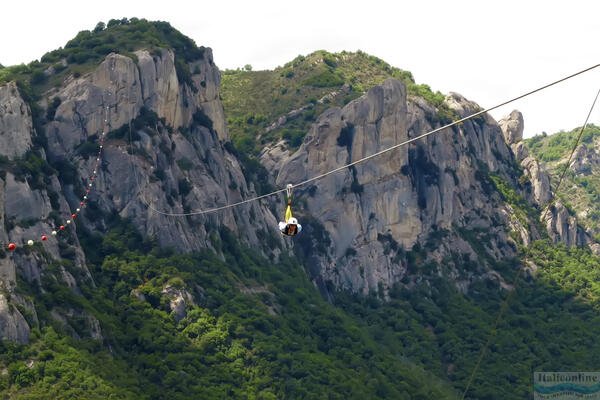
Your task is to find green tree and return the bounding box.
[93,21,106,33]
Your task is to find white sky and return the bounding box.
[2,0,600,138]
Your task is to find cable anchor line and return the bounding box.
[141,62,600,217]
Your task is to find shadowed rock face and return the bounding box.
[276,79,524,294]
[0,49,282,342]
[0,294,30,344]
[0,82,33,159]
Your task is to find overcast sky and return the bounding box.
[2,0,599,138]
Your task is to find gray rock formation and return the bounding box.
[260,140,293,181]
[42,51,280,254]
[499,110,591,247]
[543,201,588,247]
[499,110,551,205]
[0,293,30,344]
[0,82,33,159]
[0,49,282,343]
[569,143,600,176]
[498,110,524,144]
[276,79,521,294]
[161,284,195,321]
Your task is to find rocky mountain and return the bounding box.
[1,37,592,340]
[271,82,595,296]
[2,19,600,400]
[274,81,515,295]
[0,29,282,343]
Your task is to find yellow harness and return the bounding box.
[282,184,298,236]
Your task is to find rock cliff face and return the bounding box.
[1,47,595,342]
[0,82,33,159]
[43,50,279,253]
[499,110,551,205]
[276,79,526,294]
[0,49,281,342]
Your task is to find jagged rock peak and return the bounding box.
[498,110,524,145]
[444,92,482,115]
[46,49,228,159]
[499,110,551,205]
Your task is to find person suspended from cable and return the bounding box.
[279,184,302,236]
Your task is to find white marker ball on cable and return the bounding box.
[27,240,34,246]
[89,183,92,187]
[66,220,71,224]
[51,231,57,236]
[84,196,87,200]
[76,208,80,212]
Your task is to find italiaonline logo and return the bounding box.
[534,372,600,399]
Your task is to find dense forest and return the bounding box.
[4,219,600,399]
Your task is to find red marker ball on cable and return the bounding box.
[8,243,16,251]
[41,236,47,241]
[72,214,76,219]
[60,225,65,230]
[80,202,84,206]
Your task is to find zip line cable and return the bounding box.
[135,62,600,217]
[459,84,600,400]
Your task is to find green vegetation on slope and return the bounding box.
[221,50,454,154]
[3,218,600,399]
[525,124,600,235]
[0,220,458,399]
[525,124,600,162]
[0,18,205,92]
